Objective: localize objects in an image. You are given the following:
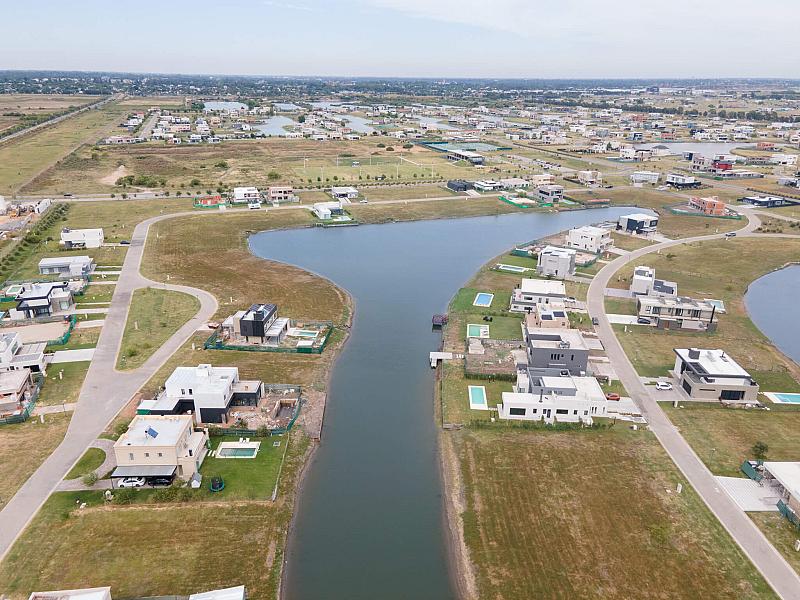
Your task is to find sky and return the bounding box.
[2,0,799,78]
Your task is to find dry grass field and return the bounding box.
[456,428,774,599]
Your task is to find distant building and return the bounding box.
[537,184,564,204]
[630,171,660,185]
[330,186,359,200]
[446,149,485,165]
[688,195,726,216]
[665,173,700,188]
[536,246,576,278]
[629,266,677,297]
[231,187,260,204]
[38,256,94,278]
[577,170,602,185]
[446,180,472,192]
[673,348,759,403]
[739,195,799,208]
[266,186,298,203]
[499,177,530,189]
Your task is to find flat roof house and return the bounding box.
[146,364,264,424]
[10,281,73,320]
[666,173,700,188]
[499,374,609,424]
[536,245,576,278]
[499,177,530,189]
[0,368,33,417]
[526,303,569,329]
[565,225,612,254]
[224,303,290,347]
[29,588,113,600]
[446,149,485,165]
[673,348,759,403]
[232,187,260,203]
[537,184,563,204]
[330,186,359,200]
[761,462,800,526]
[267,185,297,203]
[630,171,660,184]
[638,296,716,330]
[112,414,209,484]
[577,170,602,185]
[60,228,104,249]
[510,278,566,313]
[523,326,590,376]
[38,256,94,278]
[0,332,46,373]
[629,266,677,297]
[446,179,472,192]
[617,213,659,234]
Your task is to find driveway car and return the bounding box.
[117,477,145,488]
[637,317,651,325]
[605,392,621,401]
[655,381,673,391]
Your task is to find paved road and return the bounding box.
[587,213,800,599]
[0,213,218,561]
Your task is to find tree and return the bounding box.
[752,441,769,460]
[267,171,280,180]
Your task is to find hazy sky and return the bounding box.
[2,0,799,78]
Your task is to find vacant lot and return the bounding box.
[0,95,96,134]
[0,413,70,510]
[661,404,800,476]
[455,428,774,600]
[116,287,200,370]
[37,361,91,407]
[611,237,800,386]
[0,102,128,195]
[0,432,309,600]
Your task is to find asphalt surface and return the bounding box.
[587,212,800,600]
[0,212,217,561]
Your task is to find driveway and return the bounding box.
[51,348,95,363]
[606,314,640,325]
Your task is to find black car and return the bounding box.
[591,317,599,325]
[119,240,130,245]
[637,317,652,325]
[149,477,174,487]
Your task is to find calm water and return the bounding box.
[249,208,634,600]
[203,100,247,111]
[344,115,375,134]
[255,116,296,136]
[745,265,800,365]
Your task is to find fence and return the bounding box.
[0,373,45,426]
[740,459,764,482]
[45,315,78,347]
[204,322,335,354]
[777,500,800,530]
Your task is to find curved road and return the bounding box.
[587,212,800,599]
[0,212,218,560]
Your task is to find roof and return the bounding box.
[764,462,800,501]
[166,364,238,395]
[38,256,93,268]
[189,586,247,600]
[241,303,277,323]
[539,245,576,258]
[620,212,658,222]
[0,368,30,393]
[111,464,177,478]
[569,225,608,237]
[639,296,713,310]
[674,348,751,378]
[525,327,589,351]
[519,278,566,296]
[115,414,191,448]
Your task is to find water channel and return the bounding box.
[745,264,800,365]
[249,207,635,599]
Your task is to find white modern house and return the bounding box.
[9,281,74,319]
[112,414,209,484]
[38,256,94,277]
[526,303,569,329]
[565,225,612,254]
[0,332,46,373]
[537,184,564,204]
[630,266,677,297]
[638,296,717,329]
[231,187,260,204]
[617,213,659,234]
[266,185,298,203]
[59,228,104,249]
[577,170,602,185]
[330,186,359,200]
[510,279,567,312]
[311,201,348,220]
[536,246,576,278]
[142,364,264,424]
[630,171,660,184]
[673,348,759,403]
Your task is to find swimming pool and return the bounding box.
[473,292,494,308]
[293,329,319,339]
[468,385,488,410]
[217,440,262,458]
[496,263,531,273]
[765,392,800,404]
[467,324,490,338]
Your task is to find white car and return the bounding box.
[655,381,673,391]
[359,198,369,204]
[117,477,146,488]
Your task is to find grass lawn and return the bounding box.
[116,287,200,370]
[610,237,800,386]
[440,362,511,425]
[0,431,309,600]
[449,287,511,314]
[37,361,91,407]
[661,403,800,476]
[610,231,656,250]
[462,313,523,340]
[46,327,100,351]
[604,297,637,315]
[455,428,774,599]
[0,413,70,510]
[750,513,800,577]
[76,284,115,304]
[200,435,287,501]
[65,447,106,480]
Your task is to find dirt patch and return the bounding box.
[99,164,129,186]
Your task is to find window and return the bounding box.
[158,452,163,458]
[555,409,568,415]
[188,388,193,395]
[144,452,150,458]
[721,389,745,401]
[509,407,526,416]
[181,388,186,395]
[128,453,134,461]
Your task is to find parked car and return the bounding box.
[119,240,130,245]
[636,317,651,325]
[591,317,599,325]
[359,198,369,204]
[117,477,145,488]
[605,392,621,401]
[149,477,174,487]
[725,232,737,238]
[655,381,673,391]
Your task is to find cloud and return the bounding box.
[262,0,312,11]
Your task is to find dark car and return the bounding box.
[591,317,599,326]
[636,317,651,325]
[119,240,130,245]
[149,477,174,487]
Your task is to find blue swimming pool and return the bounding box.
[468,385,488,409]
[473,292,494,307]
[771,393,800,404]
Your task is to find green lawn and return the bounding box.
[604,297,638,315]
[440,362,512,425]
[449,287,512,314]
[750,513,800,577]
[37,361,90,407]
[46,327,100,351]
[116,287,200,370]
[199,435,287,500]
[462,313,523,340]
[76,284,115,305]
[65,448,106,480]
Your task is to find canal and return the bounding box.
[249,207,637,600]
[745,264,800,365]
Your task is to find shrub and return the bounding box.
[82,472,98,486]
[112,488,137,505]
